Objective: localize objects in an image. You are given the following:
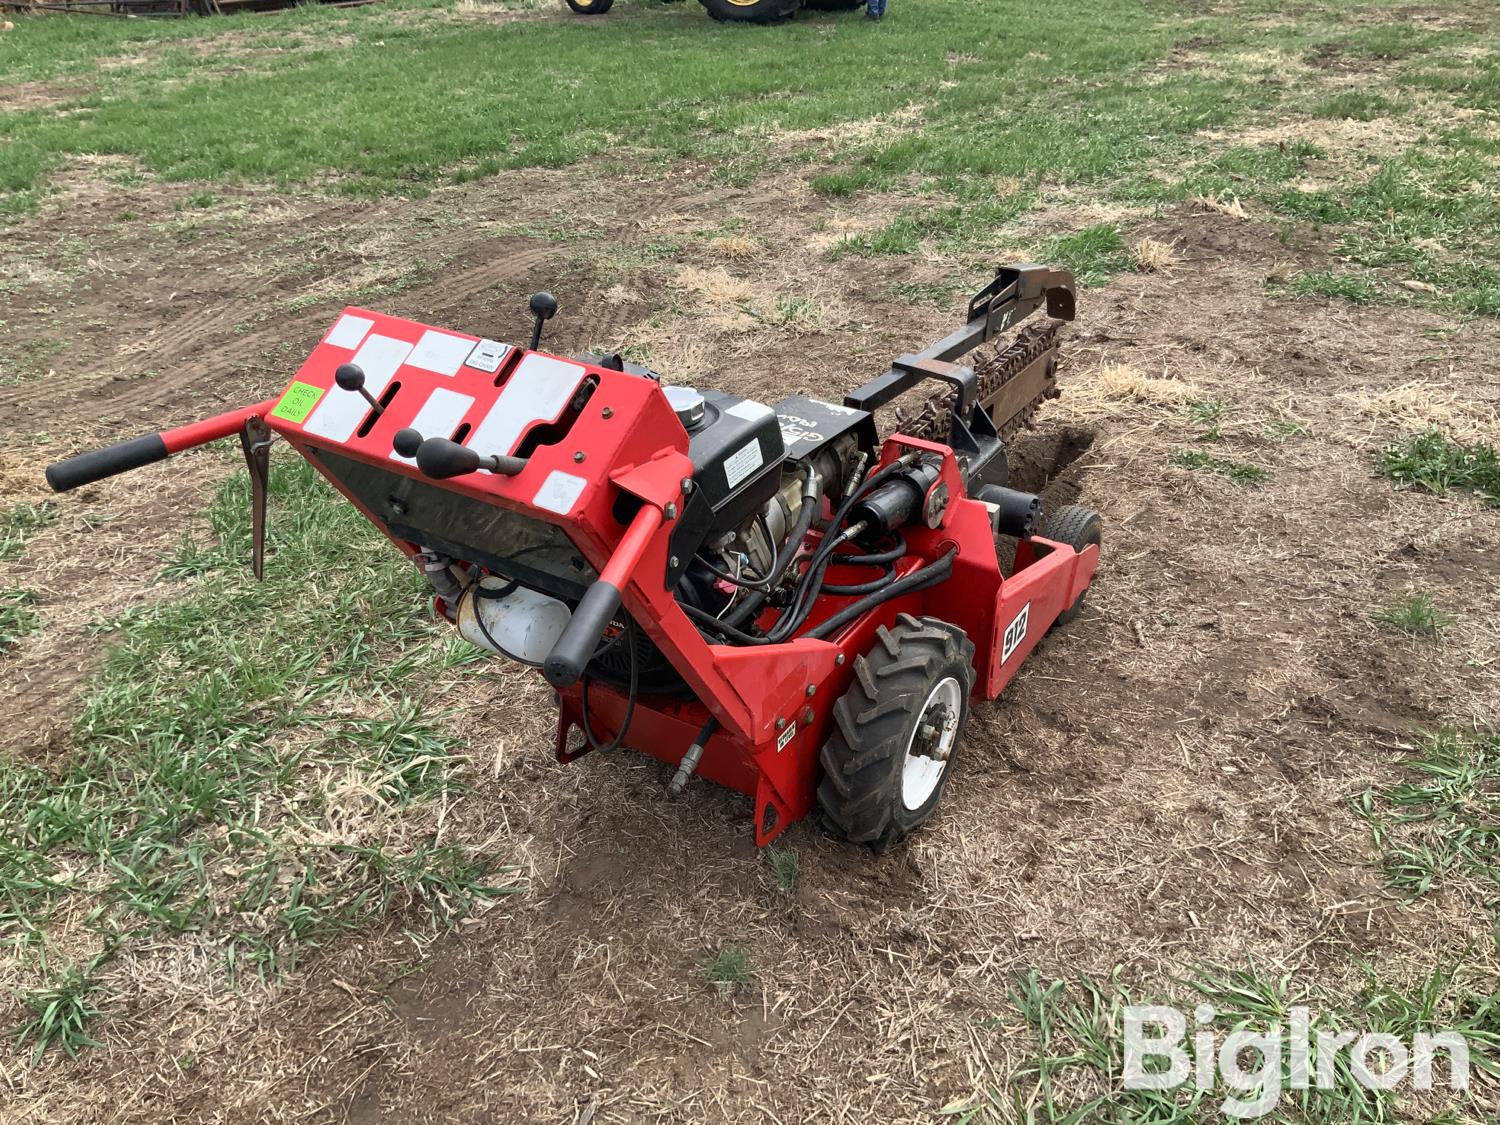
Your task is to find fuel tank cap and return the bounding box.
[663,385,706,430]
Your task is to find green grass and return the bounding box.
[1282,270,1386,305]
[1,458,515,1051]
[0,0,1228,213]
[0,501,56,562]
[1263,418,1309,441]
[0,587,41,650]
[1357,729,1500,906]
[11,956,109,1062]
[702,944,752,993]
[1185,399,1227,441]
[765,845,798,894]
[1043,225,1135,288]
[1378,429,1500,505]
[1170,449,1270,486]
[963,962,1499,1123]
[1370,593,1455,637]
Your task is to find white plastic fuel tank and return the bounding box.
[456,578,572,666]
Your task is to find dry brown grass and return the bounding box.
[1354,379,1500,440]
[1130,237,1178,272]
[1067,361,1203,413]
[707,234,758,259]
[1190,192,1250,220]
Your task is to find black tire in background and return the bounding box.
[1044,504,1102,626]
[698,0,796,22]
[566,0,614,13]
[817,614,975,849]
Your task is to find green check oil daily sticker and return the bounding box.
[269,380,325,424]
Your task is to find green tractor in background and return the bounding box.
[565,0,859,23]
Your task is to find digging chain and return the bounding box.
[894,319,1064,444]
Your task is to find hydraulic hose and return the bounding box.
[721,467,819,629]
[806,547,957,641]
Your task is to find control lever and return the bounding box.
[527,292,557,351]
[335,363,384,417]
[392,428,526,479]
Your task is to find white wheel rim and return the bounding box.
[900,676,962,810]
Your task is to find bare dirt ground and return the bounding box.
[3,105,1499,1122]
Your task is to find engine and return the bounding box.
[583,384,877,692]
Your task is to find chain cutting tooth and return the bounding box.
[902,320,1064,444]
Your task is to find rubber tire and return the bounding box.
[1044,505,1102,627]
[817,614,975,849]
[566,0,614,13]
[698,0,795,21]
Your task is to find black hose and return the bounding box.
[765,459,915,639]
[682,602,775,646]
[822,565,896,596]
[721,468,819,629]
[838,533,907,566]
[580,618,638,752]
[806,548,957,641]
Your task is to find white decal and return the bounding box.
[723,439,763,490]
[725,399,775,423]
[777,722,796,751]
[407,330,474,377]
[465,339,511,373]
[389,388,473,464]
[303,334,414,442]
[324,313,373,350]
[532,470,588,515]
[468,354,585,463]
[1001,602,1030,664]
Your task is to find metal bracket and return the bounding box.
[239,415,274,581]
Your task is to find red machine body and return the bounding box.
[44,266,1098,847]
[254,308,1095,845]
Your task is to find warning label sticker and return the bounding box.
[777,722,796,751]
[269,380,325,424]
[724,439,763,490]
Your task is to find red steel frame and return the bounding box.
[114,306,1100,845]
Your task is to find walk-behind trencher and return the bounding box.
[46,263,1100,848]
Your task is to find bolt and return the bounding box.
[835,653,845,666]
[665,502,677,520]
[601,407,614,419]
[805,684,816,697]
[775,717,786,731]
[681,477,694,494]
[669,555,680,569]
[573,451,586,463]
[802,707,814,724]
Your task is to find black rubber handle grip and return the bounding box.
[45,433,168,493]
[543,580,622,690]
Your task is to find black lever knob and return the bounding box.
[528,291,558,351]
[335,362,382,415]
[414,437,528,480]
[392,427,423,458]
[529,292,558,322]
[416,437,482,480]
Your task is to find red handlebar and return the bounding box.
[45,399,277,492]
